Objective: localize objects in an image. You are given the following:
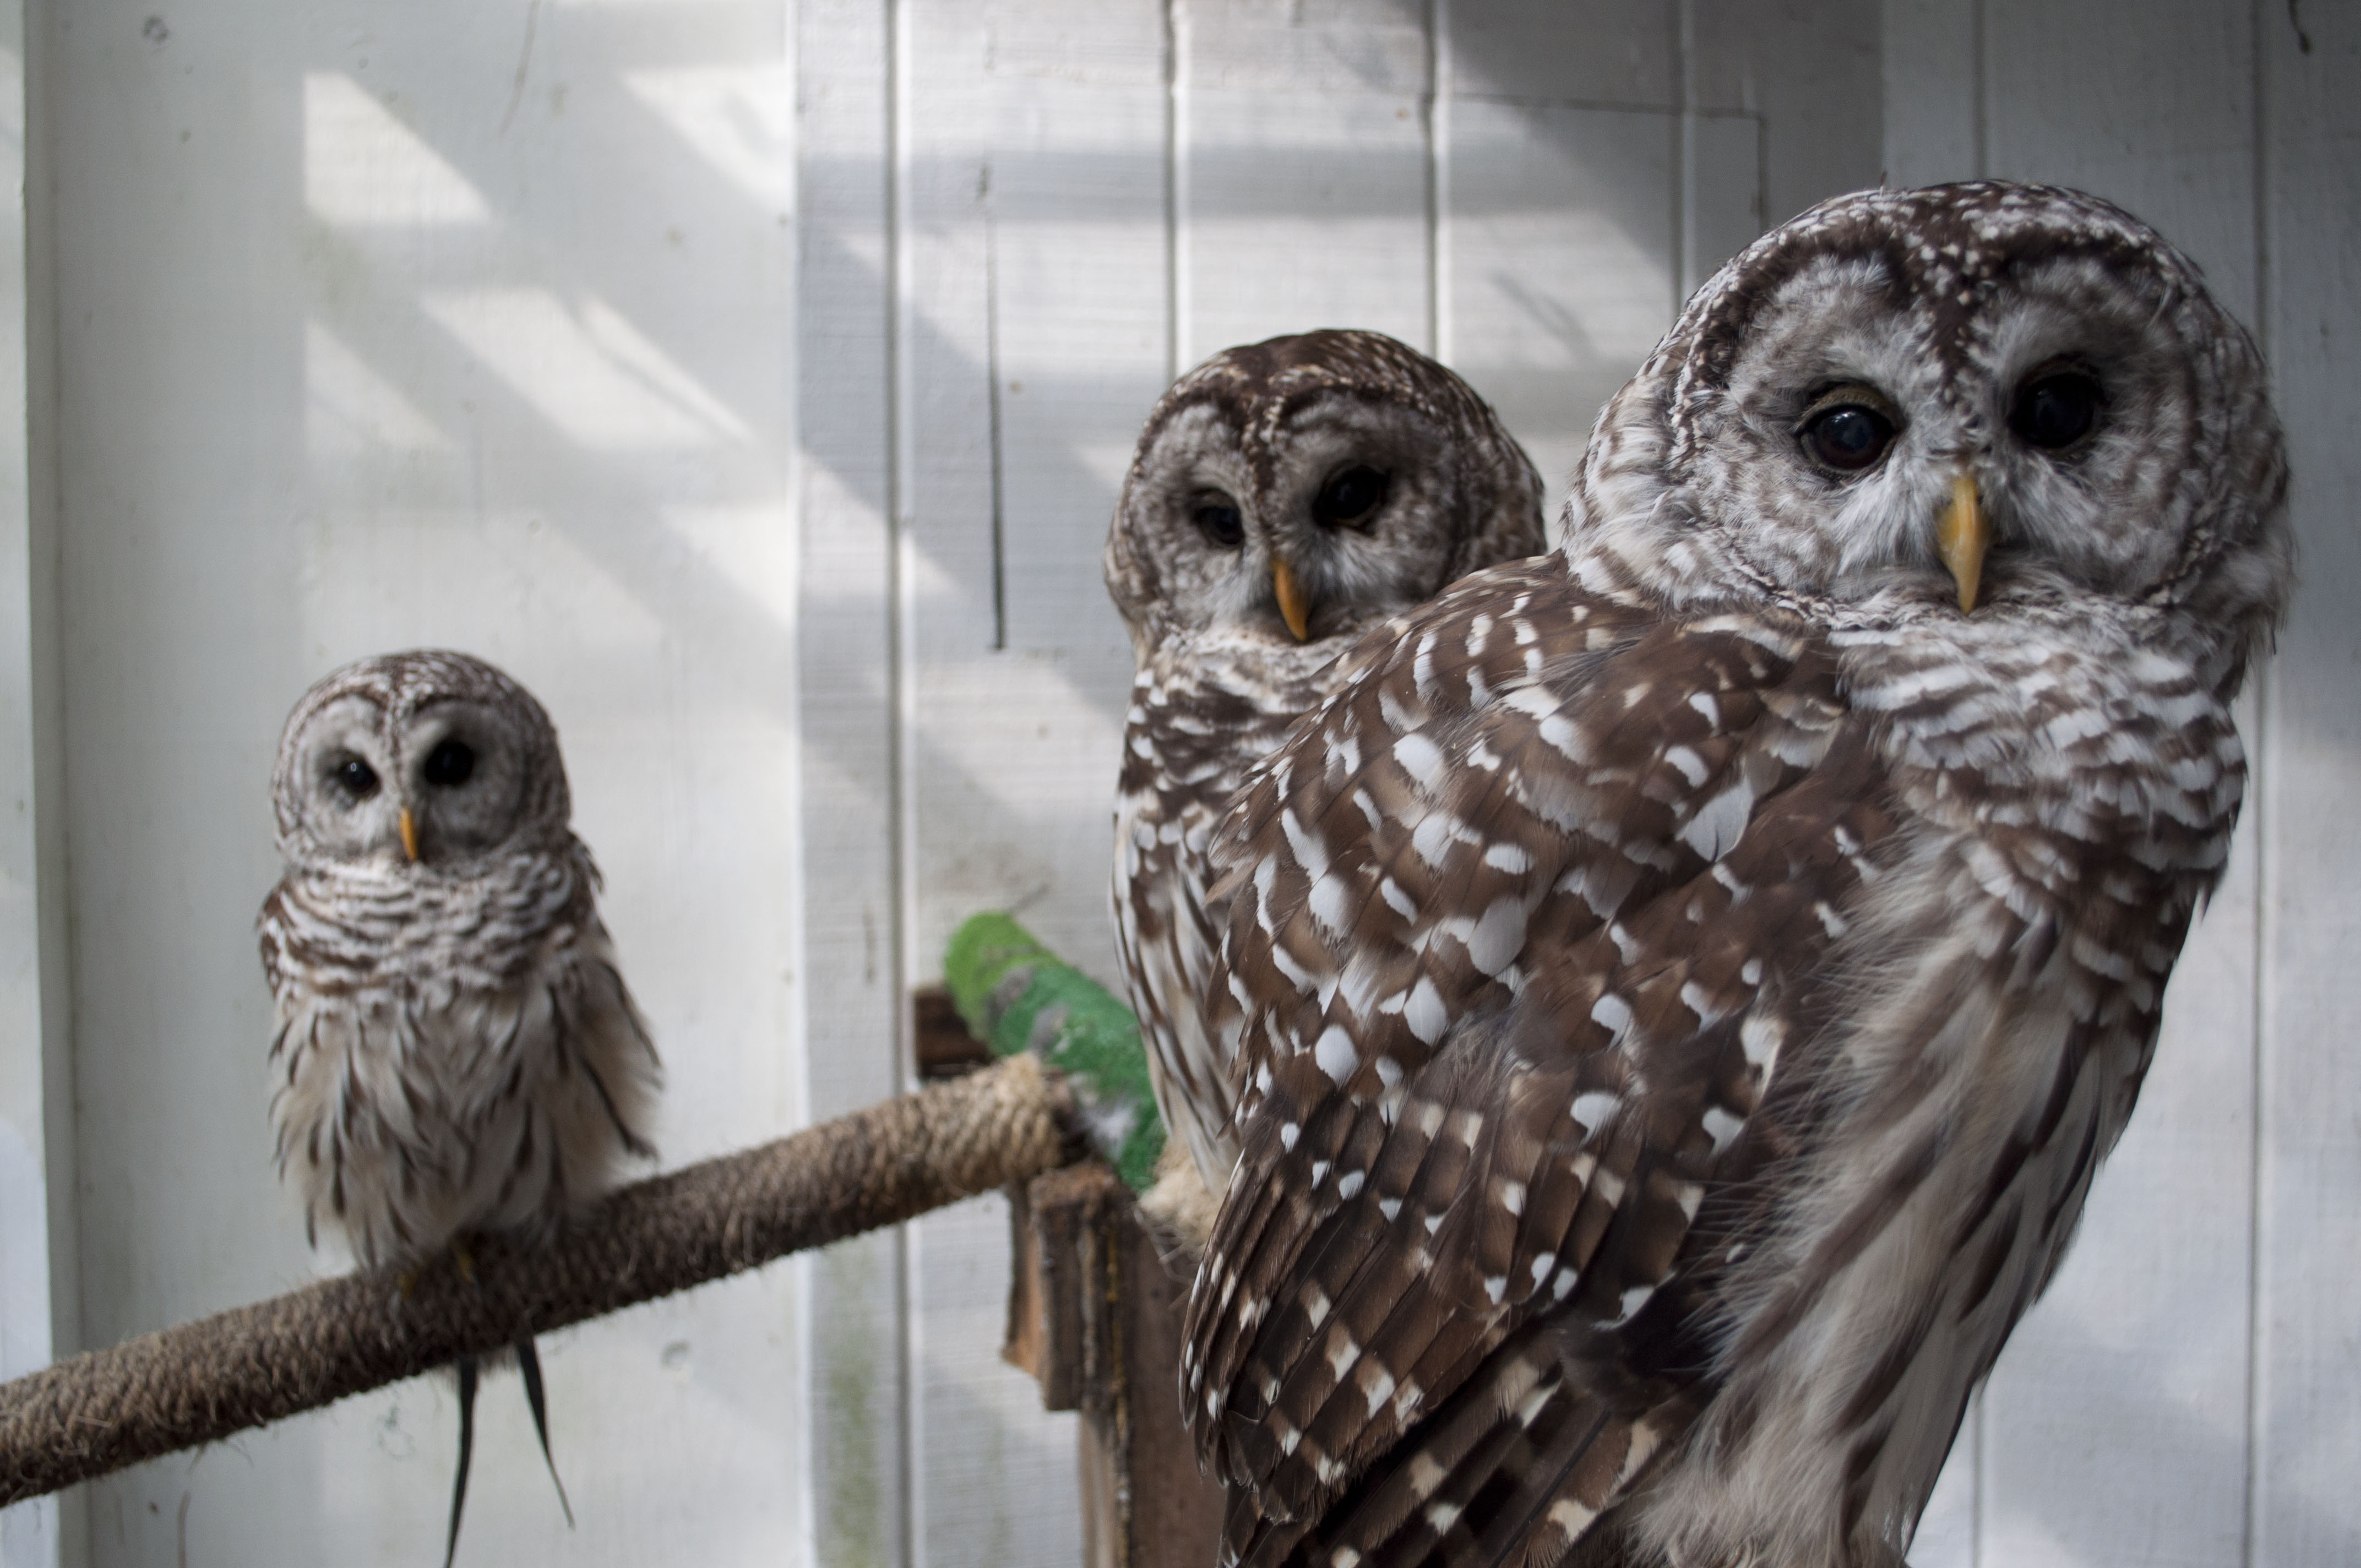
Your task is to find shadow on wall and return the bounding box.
[294,0,1881,735]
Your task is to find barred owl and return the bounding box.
[260,649,660,1559]
[1106,330,1547,1220]
[1182,183,2291,1568]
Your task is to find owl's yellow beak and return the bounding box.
[1936,471,1987,613]
[398,807,420,862]
[1271,556,1313,643]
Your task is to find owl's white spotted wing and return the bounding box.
[1183,559,1898,1565]
[1102,330,1549,1197]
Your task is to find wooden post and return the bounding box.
[1004,1163,1227,1568]
[910,981,1226,1562]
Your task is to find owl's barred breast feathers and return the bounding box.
[1182,184,2288,1568]
[260,651,660,1271]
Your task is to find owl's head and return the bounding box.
[1571,182,2292,682]
[270,650,572,875]
[1105,329,1547,655]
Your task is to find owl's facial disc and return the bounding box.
[399,700,527,865]
[1109,334,1543,654]
[292,695,406,864]
[1113,399,1443,645]
[1274,462,1394,638]
[1699,248,2203,617]
[1250,400,1457,643]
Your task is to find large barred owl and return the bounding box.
[1106,330,1547,1216]
[260,650,660,1558]
[1182,184,2291,1567]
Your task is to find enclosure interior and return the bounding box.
[0,1,2353,1565]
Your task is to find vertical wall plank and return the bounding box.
[1178,0,1433,361]
[799,1,910,1564]
[978,2,1171,664]
[1960,7,2262,1565]
[20,12,90,1565]
[46,5,317,1557]
[1982,0,2258,311]
[2256,1,2361,1562]
[901,0,1165,986]
[0,0,64,1561]
[895,2,1172,1562]
[1445,92,1677,493]
[1445,2,1676,501]
[1687,0,1884,227]
[1683,111,1764,294]
[1449,0,1675,104]
[1443,2,1841,515]
[1879,0,1978,188]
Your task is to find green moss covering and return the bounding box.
[943,912,1165,1191]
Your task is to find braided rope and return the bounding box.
[0,1055,1075,1506]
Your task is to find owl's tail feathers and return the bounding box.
[1232,1324,1679,1568]
[444,1353,480,1568]
[515,1337,576,1529]
[439,1342,572,1568]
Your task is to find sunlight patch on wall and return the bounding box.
[296,509,667,667]
[664,504,799,627]
[422,290,751,451]
[304,320,451,457]
[915,661,1124,824]
[624,67,795,213]
[304,72,491,228]
[0,48,25,156]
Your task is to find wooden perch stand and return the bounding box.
[0,976,1228,1568]
[0,1053,1074,1506]
[917,978,1230,1564]
[1004,1162,1227,1568]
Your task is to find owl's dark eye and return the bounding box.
[1193,500,1244,548]
[1313,465,1390,529]
[2011,372,2102,450]
[423,738,476,787]
[333,758,379,798]
[1800,405,1897,472]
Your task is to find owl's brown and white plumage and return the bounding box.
[260,650,660,1271]
[1106,330,1547,1207]
[1182,184,2291,1568]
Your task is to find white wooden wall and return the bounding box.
[0,3,2349,1566]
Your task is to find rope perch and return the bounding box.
[0,1055,1075,1506]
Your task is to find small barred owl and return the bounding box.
[1105,330,1547,1213]
[1182,184,2292,1568]
[260,650,660,1556]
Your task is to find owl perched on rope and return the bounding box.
[260,650,661,1563]
[1181,183,2291,1568]
[1105,330,1547,1234]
